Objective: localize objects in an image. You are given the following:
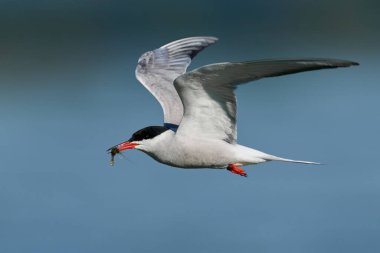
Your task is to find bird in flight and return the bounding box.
[108,36,358,177]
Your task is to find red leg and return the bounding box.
[227,164,248,177]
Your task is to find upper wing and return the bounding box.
[174,59,359,143]
[135,36,218,125]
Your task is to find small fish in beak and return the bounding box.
[108,146,120,166]
[107,142,139,166]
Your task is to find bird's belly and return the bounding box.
[147,139,236,168]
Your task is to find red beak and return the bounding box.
[108,141,139,166]
[117,141,139,151]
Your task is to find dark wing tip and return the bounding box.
[300,58,359,67]
[334,59,359,67]
[186,36,218,59]
[161,36,219,60]
[202,36,219,43]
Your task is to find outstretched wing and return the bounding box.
[135,36,218,125]
[174,59,358,143]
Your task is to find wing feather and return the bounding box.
[174,59,358,143]
[135,37,218,124]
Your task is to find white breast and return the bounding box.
[138,131,240,168]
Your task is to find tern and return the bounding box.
[108,36,358,177]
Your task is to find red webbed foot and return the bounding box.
[227,164,247,177]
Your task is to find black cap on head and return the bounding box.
[128,126,169,142]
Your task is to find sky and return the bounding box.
[1,0,379,252]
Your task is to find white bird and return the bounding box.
[108,36,358,177]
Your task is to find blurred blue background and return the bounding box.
[1,0,379,252]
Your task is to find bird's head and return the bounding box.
[108,126,169,165]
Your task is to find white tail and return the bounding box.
[268,155,321,165]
